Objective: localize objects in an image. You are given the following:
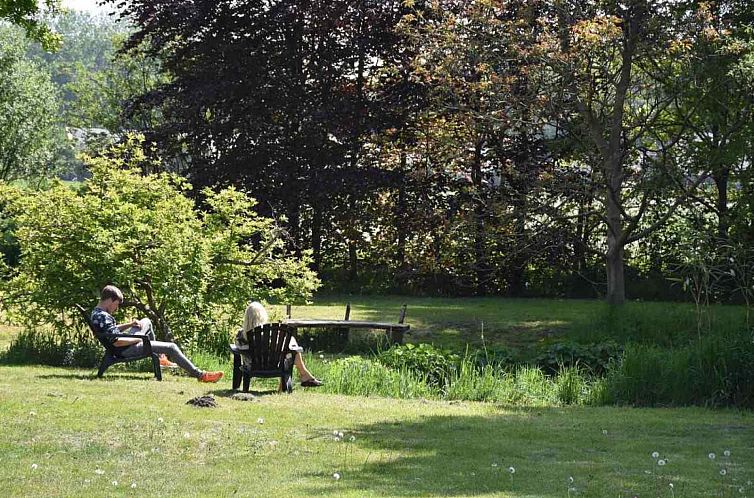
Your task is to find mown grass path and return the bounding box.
[1,365,752,497]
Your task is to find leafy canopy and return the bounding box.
[0,135,320,353]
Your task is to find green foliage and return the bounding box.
[534,341,622,375]
[1,328,100,367]
[0,136,320,354]
[0,0,62,51]
[0,25,62,180]
[601,334,754,408]
[376,343,460,386]
[322,356,435,399]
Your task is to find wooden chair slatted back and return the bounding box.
[246,323,291,371]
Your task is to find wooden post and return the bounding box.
[286,304,291,319]
[398,304,407,324]
[337,303,351,344]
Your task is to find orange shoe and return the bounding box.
[159,354,177,367]
[198,371,224,383]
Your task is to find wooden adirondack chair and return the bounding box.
[230,323,302,393]
[74,304,162,380]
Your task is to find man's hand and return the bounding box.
[129,320,141,329]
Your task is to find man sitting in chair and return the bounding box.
[91,285,224,383]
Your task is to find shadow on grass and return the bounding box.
[37,373,156,381]
[298,407,752,497]
[207,388,280,398]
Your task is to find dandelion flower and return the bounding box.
[95,469,105,475]
[333,472,341,481]
[29,411,36,416]
[30,464,38,470]
[651,451,659,459]
[319,354,325,359]
[349,435,356,442]
[131,483,137,489]
[508,466,515,474]
[721,469,727,476]
[112,480,118,486]
[257,417,264,425]
[333,430,339,436]
[658,459,666,466]
[724,450,731,457]
[709,452,716,460]
[569,476,574,484]
[669,483,674,489]
[157,417,164,423]
[334,437,341,442]
[338,431,344,438]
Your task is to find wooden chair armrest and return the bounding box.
[100,333,153,356]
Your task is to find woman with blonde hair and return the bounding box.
[235,301,322,387]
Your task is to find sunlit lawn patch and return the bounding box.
[1,364,752,497]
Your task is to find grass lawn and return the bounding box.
[1,364,752,497]
[272,296,748,353]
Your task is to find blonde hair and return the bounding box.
[243,301,269,333]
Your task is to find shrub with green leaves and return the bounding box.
[376,343,460,386]
[0,136,320,354]
[534,341,622,375]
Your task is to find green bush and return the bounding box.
[534,341,622,375]
[376,343,460,386]
[0,136,319,355]
[2,329,101,368]
[600,333,754,408]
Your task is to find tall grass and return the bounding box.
[599,332,754,408]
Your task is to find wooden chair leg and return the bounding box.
[242,372,251,393]
[282,373,293,394]
[97,355,114,377]
[232,353,242,391]
[151,354,162,381]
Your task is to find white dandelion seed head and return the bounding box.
[112,480,118,486]
[508,466,516,474]
[334,437,341,442]
[569,476,574,483]
[257,418,264,425]
[333,430,339,436]
[29,411,36,416]
[658,459,666,466]
[84,479,90,484]
[709,452,716,460]
[669,483,674,489]
[492,463,498,467]
[333,472,341,480]
[157,417,164,423]
[338,432,344,438]
[349,435,356,442]
[602,429,608,435]
[31,464,38,470]
[721,469,727,476]
[651,451,660,459]
[95,469,105,475]
[183,432,190,438]
[724,450,731,457]
[740,487,745,494]
[319,354,325,359]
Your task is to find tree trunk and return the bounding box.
[605,160,626,305]
[395,155,407,269]
[713,166,730,241]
